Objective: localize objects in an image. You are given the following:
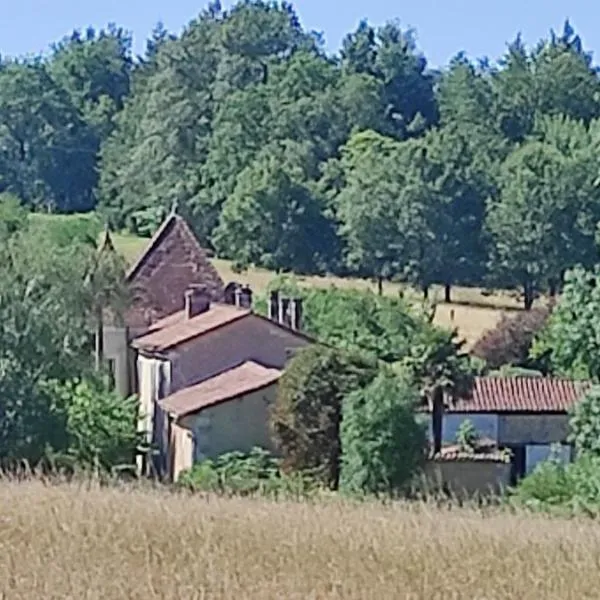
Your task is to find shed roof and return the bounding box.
[447,377,591,413]
[159,361,282,417]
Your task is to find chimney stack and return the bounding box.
[239,284,253,309]
[234,286,243,307]
[290,297,303,330]
[184,285,210,319]
[268,290,279,321]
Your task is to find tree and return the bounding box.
[213,139,336,272]
[486,124,600,309]
[531,266,600,380]
[51,377,140,470]
[341,20,437,138]
[0,61,96,211]
[334,130,427,293]
[472,307,551,370]
[272,344,379,488]
[49,25,133,142]
[339,370,426,495]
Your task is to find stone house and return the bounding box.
[102,209,226,398]
[131,285,312,481]
[431,376,591,482]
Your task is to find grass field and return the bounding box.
[1,480,598,599]
[110,230,515,346]
[29,213,521,345]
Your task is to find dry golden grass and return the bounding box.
[1,481,599,599]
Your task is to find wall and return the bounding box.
[103,326,129,397]
[525,444,572,475]
[430,413,499,444]
[179,383,278,466]
[422,460,512,498]
[498,414,569,445]
[168,315,310,393]
[136,354,172,475]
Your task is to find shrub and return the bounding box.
[472,307,550,370]
[456,419,479,451]
[49,378,140,472]
[568,386,600,457]
[339,370,426,496]
[511,453,600,515]
[272,344,379,489]
[177,447,318,498]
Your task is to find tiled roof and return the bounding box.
[124,213,225,329]
[159,361,282,417]
[430,437,511,463]
[447,377,592,413]
[131,303,251,352]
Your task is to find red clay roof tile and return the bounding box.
[131,303,251,352]
[448,377,591,413]
[159,361,282,417]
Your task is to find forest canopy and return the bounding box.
[1,5,599,306]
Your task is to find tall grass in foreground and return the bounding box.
[1,480,600,599]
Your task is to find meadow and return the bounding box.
[29,212,523,345]
[0,480,599,599]
[111,229,516,346]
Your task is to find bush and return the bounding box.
[272,344,379,489]
[339,370,426,496]
[177,447,318,498]
[568,386,600,457]
[49,378,141,472]
[472,307,550,370]
[511,453,600,515]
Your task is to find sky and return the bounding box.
[2,0,600,68]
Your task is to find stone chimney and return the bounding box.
[239,284,253,309]
[268,290,279,321]
[289,297,303,331]
[184,285,210,319]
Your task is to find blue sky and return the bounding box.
[2,0,600,67]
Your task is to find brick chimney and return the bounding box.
[184,285,210,319]
[289,297,303,330]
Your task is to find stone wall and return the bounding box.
[422,460,512,498]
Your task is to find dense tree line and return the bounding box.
[2,3,600,305]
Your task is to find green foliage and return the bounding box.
[339,370,426,495]
[0,213,130,466]
[272,344,379,488]
[568,386,600,457]
[456,419,479,451]
[49,378,140,470]
[177,447,318,498]
[511,453,600,516]
[532,267,600,379]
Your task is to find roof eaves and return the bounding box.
[132,310,252,353]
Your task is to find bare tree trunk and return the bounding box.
[377,276,383,296]
[422,284,429,300]
[95,306,104,371]
[523,281,534,311]
[432,386,444,455]
[444,283,451,303]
